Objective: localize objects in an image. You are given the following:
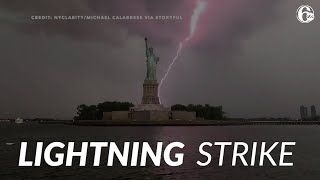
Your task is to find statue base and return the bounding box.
[130,104,170,112]
[129,104,170,121]
[141,80,160,104]
[126,79,169,121]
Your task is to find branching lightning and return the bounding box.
[158,0,207,104]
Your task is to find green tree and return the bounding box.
[74,104,98,120]
[171,104,187,111]
[74,101,134,120]
[171,104,225,120]
[96,101,134,119]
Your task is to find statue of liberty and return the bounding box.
[144,37,159,80]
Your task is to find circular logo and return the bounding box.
[296,5,315,23]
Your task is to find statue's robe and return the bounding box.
[146,50,159,80]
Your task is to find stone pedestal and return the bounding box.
[142,80,160,104]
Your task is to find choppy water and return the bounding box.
[1,123,320,180]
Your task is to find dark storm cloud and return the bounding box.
[1,0,318,119]
[0,0,191,46]
[0,0,128,46]
[0,0,278,48]
[189,0,278,59]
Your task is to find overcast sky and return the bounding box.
[0,0,319,119]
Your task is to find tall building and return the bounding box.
[300,105,308,120]
[311,105,317,119]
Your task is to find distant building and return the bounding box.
[300,105,309,120]
[311,105,317,119]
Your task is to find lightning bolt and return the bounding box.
[158,0,207,104]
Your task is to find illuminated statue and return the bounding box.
[145,37,159,80]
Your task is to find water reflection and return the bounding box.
[0,124,319,179]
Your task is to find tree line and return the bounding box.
[74,101,225,120]
[74,101,134,120]
[171,104,225,120]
